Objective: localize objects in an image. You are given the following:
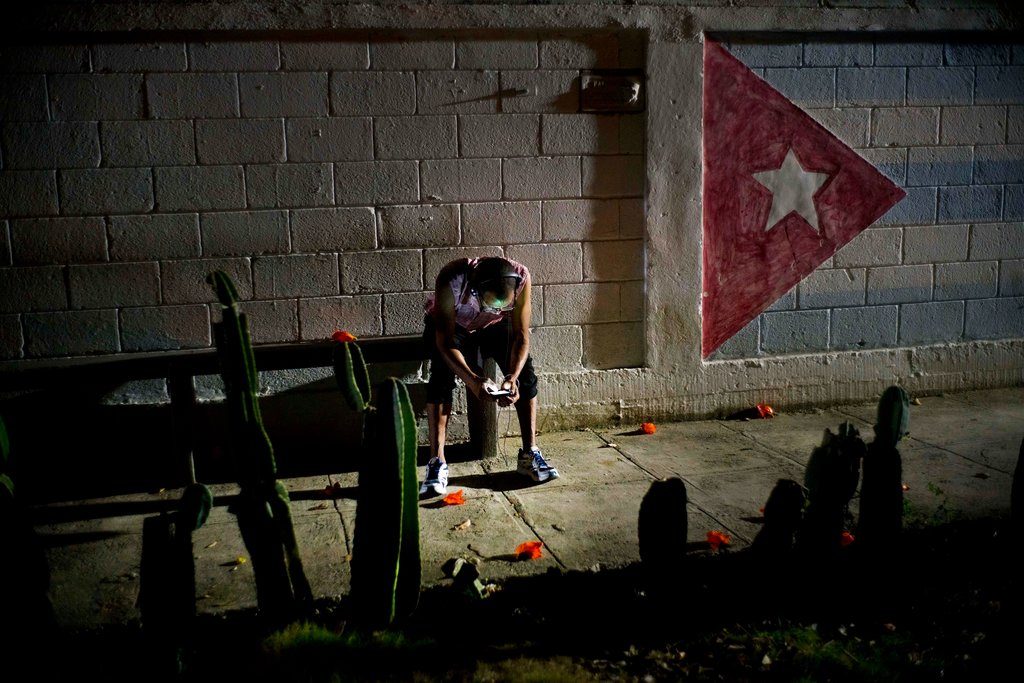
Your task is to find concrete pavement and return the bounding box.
[34,386,1022,632]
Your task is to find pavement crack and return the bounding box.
[714,420,808,471]
[501,491,567,571]
[327,473,351,556]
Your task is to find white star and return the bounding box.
[753,148,830,233]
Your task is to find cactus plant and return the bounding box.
[348,377,421,629]
[207,270,312,625]
[637,477,689,597]
[858,386,909,551]
[751,478,804,558]
[800,421,864,558]
[334,339,372,413]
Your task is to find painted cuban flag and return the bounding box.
[701,40,906,358]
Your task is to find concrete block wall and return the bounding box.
[714,37,1024,359]
[0,34,646,373]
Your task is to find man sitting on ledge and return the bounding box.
[419,255,560,497]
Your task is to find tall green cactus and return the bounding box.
[207,270,312,625]
[801,421,864,558]
[637,477,689,601]
[334,340,372,413]
[347,376,421,629]
[858,386,909,550]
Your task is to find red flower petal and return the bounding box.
[442,489,466,506]
[332,330,357,342]
[640,422,657,434]
[515,541,544,560]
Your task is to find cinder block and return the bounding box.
[1006,185,1024,220]
[161,257,252,304]
[371,40,453,69]
[866,264,933,304]
[974,145,1024,184]
[540,36,618,69]
[898,300,964,344]
[279,41,367,70]
[457,39,537,69]
[334,161,418,206]
[542,199,618,242]
[937,185,1003,223]
[379,204,460,248]
[544,282,619,325]
[829,305,898,350]
[506,242,583,284]
[0,75,48,121]
[619,113,645,154]
[23,309,119,357]
[68,262,160,309]
[1000,259,1024,296]
[934,261,998,300]
[531,284,545,326]
[120,304,210,351]
[1,122,99,169]
[60,168,153,215]
[807,108,870,147]
[903,224,969,264]
[10,217,107,265]
[542,114,618,155]
[92,43,186,72]
[298,294,383,339]
[108,214,201,261]
[421,158,501,202]
[582,156,643,198]
[964,296,1024,339]
[417,70,498,114]
[583,239,643,281]
[764,68,835,108]
[906,67,973,105]
[462,201,541,245]
[583,322,643,369]
[766,286,797,312]
[761,309,829,354]
[195,119,285,164]
[154,166,246,212]
[330,71,416,115]
[619,198,645,238]
[499,70,580,114]
[797,268,867,308]
[237,299,299,344]
[0,265,66,313]
[0,170,58,217]
[975,66,1024,104]
[459,114,540,158]
[246,163,334,208]
[708,315,759,360]
[1009,106,1024,144]
[253,254,338,299]
[375,115,457,160]
[187,41,279,71]
[1,221,9,265]
[523,325,583,371]
[100,120,195,166]
[906,146,973,186]
[803,40,873,67]
[0,314,22,360]
[856,147,906,185]
[945,43,1010,66]
[290,207,376,253]
[239,72,329,117]
[836,67,905,107]
[286,117,372,163]
[146,73,239,118]
[725,41,802,68]
[971,222,1024,260]
[382,291,432,336]
[341,249,422,293]
[48,74,144,120]
[201,210,290,257]
[0,44,90,72]
[833,229,902,268]
[871,107,939,147]
[423,247,504,288]
[941,106,1007,145]
[874,42,943,67]
[877,186,936,226]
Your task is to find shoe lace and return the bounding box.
[531,450,551,470]
[427,458,443,478]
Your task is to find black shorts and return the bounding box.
[422,315,539,405]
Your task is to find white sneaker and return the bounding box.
[419,456,449,497]
[516,447,560,483]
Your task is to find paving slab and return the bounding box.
[716,409,864,467]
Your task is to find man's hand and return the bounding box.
[467,375,499,403]
[496,374,520,407]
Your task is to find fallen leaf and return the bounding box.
[309,503,329,511]
[552,523,566,532]
[234,556,247,565]
[902,483,910,492]
[515,540,544,560]
[762,654,772,667]
[332,330,357,342]
[205,541,218,549]
[443,489,466,506]
[640,422,657,434]
[706,530,732,551]
[453,518,472,531]
[841,531,855,547]
[602,442,619,448]
[911,398,922,406]
[756,403,775,418]
[974,472,989,480]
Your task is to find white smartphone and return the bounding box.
[484,382,512,397]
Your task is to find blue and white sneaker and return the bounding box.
[517,446,560,483]
[419,456,448,497]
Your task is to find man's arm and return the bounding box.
[502,273,531,388]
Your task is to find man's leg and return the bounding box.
[514,395,537,452]
[426,401,453,463]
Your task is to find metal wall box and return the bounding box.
[580,69,645,112]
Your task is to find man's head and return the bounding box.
[469,257,521,312]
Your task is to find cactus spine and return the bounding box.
[207,270,312,625]
[858,386,909,551]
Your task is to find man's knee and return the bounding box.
[516,356,539,400]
